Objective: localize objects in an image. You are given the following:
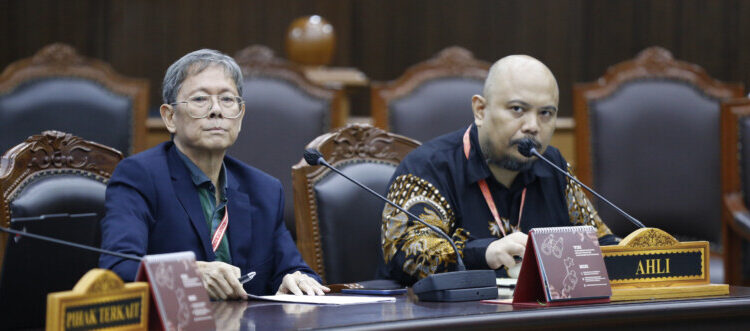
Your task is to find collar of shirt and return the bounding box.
[175,147,228,201]
[464,124,555,188]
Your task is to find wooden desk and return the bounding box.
[212,286,750,330]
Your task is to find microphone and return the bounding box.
[0,224,142,262]
[303,149,498,302]
[1,218,251,284]
[517,141,646,229]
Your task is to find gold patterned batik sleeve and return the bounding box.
[381,174,469,279]
[564,164,616,240]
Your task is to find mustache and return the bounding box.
[510,137,541,150]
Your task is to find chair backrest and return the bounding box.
[0,43,148,156]
[0,130,122,329]
[720,97,750,285]
[573,46,744,243]
[292,124,419,284]
[371,46,489,143]
[231,45,344,240]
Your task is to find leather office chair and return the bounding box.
[292,124,419,284]
[232,45,345,239]
[573,47,744,283]
[0,43,149,156]
[0,131,122,329]
[371,46,490,143]
[720,97,750,286]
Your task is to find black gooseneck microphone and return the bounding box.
[303,149,498,302]
[0,224,143,262]
[1,220,251,284]
[517,141,646,229]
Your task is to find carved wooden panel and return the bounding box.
[720,97,750,286]
[0,43,150,153]
[291,124,419,282]
[371,46,491,130]
[573,46,745,187]
[0,130,123,268]
[234,45,346,128]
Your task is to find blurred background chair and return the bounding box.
[371,46,490,143]
[720,97,750,286]
[292,124,419,284]
[0,43,149,156]
[0,131,123,329]
[573,46,744,283]
[232,45,345,240]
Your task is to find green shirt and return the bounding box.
[176,148,232,264]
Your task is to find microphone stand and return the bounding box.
[0,225,142,262]
[1,222,249,284]
[525,146,645,229]
[304,149,498,302]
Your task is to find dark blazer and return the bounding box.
[99,141,318,295]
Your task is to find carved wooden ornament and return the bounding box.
[572,46,744,187]
[0,131,122,269]
[291,124,419,281]
[371,46,491,130]
[0,43,150,153]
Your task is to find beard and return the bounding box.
[483,137,541,172]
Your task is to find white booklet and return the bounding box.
[247,294,396,305]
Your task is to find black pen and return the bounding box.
[239,271,256,285]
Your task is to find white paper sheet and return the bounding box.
[247,294,396,305]
[496,278,518,287]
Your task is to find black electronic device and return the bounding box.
[303,149,498,302]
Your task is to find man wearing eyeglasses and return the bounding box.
[99,49,329,299]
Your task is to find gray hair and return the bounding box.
[161,49,243,105]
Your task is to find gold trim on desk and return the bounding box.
[611,284,729,301]
[46,269,149,331]
[601,228,729,301]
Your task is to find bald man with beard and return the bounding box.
[378,55,618,286]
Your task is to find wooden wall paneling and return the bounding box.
[1,1,106,68]
[676,0,735,81]
[105,0,354,108]
[579,0,637,82]
[632,0,680,51]
[1,0,748,120]
[350,0,387,81]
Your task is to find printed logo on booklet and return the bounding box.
[510,226,611,306]
[136,251,214,330]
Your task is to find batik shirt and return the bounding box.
[380,124,617,285]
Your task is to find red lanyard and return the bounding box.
[463,126,526,237]
[211,207,229,252]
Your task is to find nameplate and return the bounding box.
[601,228,709,286]
[605,249,704,282]
[46,269,149,331]
[512,226,611,306]
[135,252,214,330]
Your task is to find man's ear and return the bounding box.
[471,95,486,127]
[160,104,177,134]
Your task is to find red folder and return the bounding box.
[485,226,611,307]
[135,252,215,330]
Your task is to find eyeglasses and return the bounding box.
[171,95,244,119]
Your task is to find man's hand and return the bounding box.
[195,261,247,300]
[485,232,528,270]
[276,271,330,296]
